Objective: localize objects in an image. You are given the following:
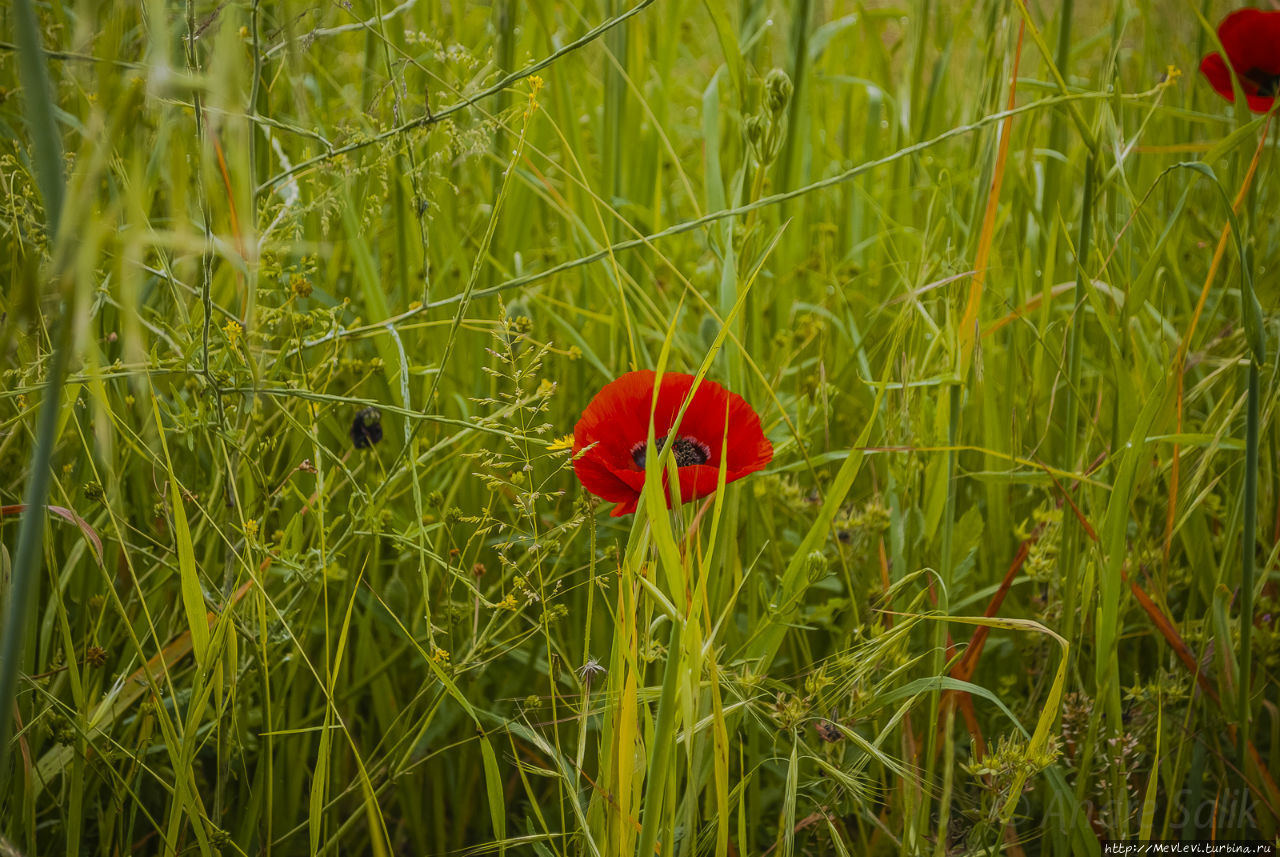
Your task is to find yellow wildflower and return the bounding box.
[547,434,574,453]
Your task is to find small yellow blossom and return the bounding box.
[430,647,450,664]
[244,519,259,541]
[223,319,243,347]
[523,76,545,118]
[497,593,519,611]
[536,378,556,399]
[547,434,574,453]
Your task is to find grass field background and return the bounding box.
[1,0,1278,853]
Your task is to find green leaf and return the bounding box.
[150,396,209,670]
[480,736,507,853]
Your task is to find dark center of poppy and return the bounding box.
[1244,67,1280,97]
[631,436,711,469]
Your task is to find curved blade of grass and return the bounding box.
[917,614,1070,821]
[0,0,71,787]
[150,395,210,670]
[0,505,103,565]
[876,676,1029,739]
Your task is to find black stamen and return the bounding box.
[631,436,710,468]
[672,437,711,466]
[1245,67,1280,97]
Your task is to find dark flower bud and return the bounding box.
[350,406,383,449]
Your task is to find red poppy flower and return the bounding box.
[1200,8,1280,113]
[572,370,773,517]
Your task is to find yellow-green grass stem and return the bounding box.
[0,0,71,789]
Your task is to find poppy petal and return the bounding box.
[1200,52,1234,102]
[573,446,641,504]
[1245,92,1278,114]
[612,469,648,492]
[652,373,698,440]
[675,463,738,503]
[723,393,774,471]
[573,372,653,457]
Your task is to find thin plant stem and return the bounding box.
[1239,353,1260,789]
[1059,154,1097,660]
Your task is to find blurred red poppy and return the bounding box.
[1200,7,1280,113]
[572,370,773,517]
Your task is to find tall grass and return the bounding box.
[1,0,1277,854]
